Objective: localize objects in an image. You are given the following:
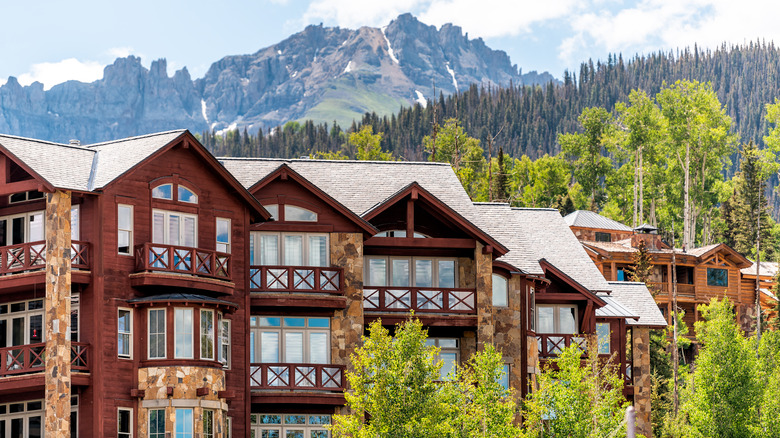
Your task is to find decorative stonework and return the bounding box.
[45,190,72,438]
[475,243,493,348]
[330,233,364,368]
[137,366,228,437]
[632,327,652,438]
[493,275,524,393]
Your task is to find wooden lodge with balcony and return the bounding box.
[0,131,665,438]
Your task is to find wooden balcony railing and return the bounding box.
[0,240,89,275]
[249,363,346,391]
[0,342,89,377]
[363,287,476,314]
[135,243,231,281]
[536,334,588,358]
[249,266,343,294]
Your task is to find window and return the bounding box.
[373,230,429,238]
[0,210,44,247]
[153,210,197,248]
[216,218,231,253]
[178,186,198,204]
[617,268,626,281]
[0,399,44,438]
[203,409,214,438]
[499,364,510,390]
[149,409,166,438]
[175,408,193,438]
[263,204,279,219]
[225,417,232,438]
[250,317,329,364]
[152,184,173,200]
[595,232,611,242]
[71,205,80,241]
[117,204,133,255]
[0,299,44,350]
[426,338,459,380]
[118,408,132,438]
[148,309,166,359]
[365,256,458,287]
[250,232,329,267]
[118,309,132,358]
[252,414,330,438]
[201,310,215,360]
[8,190,44,204]
[283,205,317,222]
[175,308,193,359]
[492,274,508,307]
[529,287,536,332]
[596,322,611,354]
[536,304,578,334]
[219,319,231,368]
[707,268,728,287]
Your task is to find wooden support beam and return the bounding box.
[406,198,414,239]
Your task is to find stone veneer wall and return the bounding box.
[493,275,524,394]
[632,327,651,438]
[475,243,494,348]
[330,233,363,368]
[45,190,72,438]
[137,366,228,437]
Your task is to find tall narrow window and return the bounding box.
[219,319,231,368]
[117,205,133,255]
[596,322,611,354]
[118,408,132,438]
[216,218,231,253]
[174,308,193,359]
[203,409,214,438]
[492,274,508,307]
[175,408,193,438]
[148,309,166,359]
[499,364,510,390]
[117,309,132,358]
[149,409,166,438]
[200,310,215,360]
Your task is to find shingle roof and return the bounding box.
[564,210,633,231]
[219,158,486,225]
[741,261,779,278]
[607,281,667,327]
[473,204,611,292]
[0,130,187,192]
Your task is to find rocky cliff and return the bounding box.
[0,14,554,143]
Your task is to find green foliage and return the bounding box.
[510,154,571,208]
[559,107,614,205]
[423,118,486,200]
[522,343,628,438]
[350,125,394,161]
[331,318,521,438]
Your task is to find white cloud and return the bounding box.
[107,46,136,58]
[302,0,421,29]
[17,58,105,90]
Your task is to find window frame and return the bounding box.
[364,256,459,288]
[174,307,194,359]
[152,209,198,248]
[0,399,45,438]
[426,338,460,380]
[596,322,611,355]
[492,273,509,307]
[0,298,45,346]
[594,231,611,242]
[148,308,167,360]
[117,407,132,438]
[216,217,231,254]
[8,190,45,204]
[117,308,133,359]
[251,231,329,267]
[219,318,231,369]
[536,304,579,334]
[149,408,166,438]
[706,267,728,287]
[117,204,134,255]
[250,316,330,364]
[283,204,318,222]
[200,309,215,361]
[251,414,331,437]
[203,409,214,438]
[177,185,198,204]
[175,408,193,438]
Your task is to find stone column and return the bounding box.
[475,243,493,349]
[45,190,72,438]
[330,233,363,367]
[632,327,651,438]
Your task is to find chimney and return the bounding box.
[631,223,661,250]
[69,139,81,146]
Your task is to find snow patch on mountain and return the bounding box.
[415,90,427,107]
[201,99,208,123]
[381,26,399,64]
[344,61,352,73]
[445,62,458,91]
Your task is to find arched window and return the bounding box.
[284,205,317,222]
[263,204,279,219]
[492,274,508,307]
[178,186,198,204]
[152,183,173,200]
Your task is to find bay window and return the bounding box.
[365,256,457,287]
[200,310,215,360]
[175,408,193,438]
[219,319,231,368]
[250,316,329,364]
[149,409,165,438]
[174,308,193,359]
[250,232,329,267]
[148,308,166,359]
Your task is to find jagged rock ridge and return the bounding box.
[0,14,555,143]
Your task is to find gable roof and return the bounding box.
[564,210,633,232]
[607,281,668,328]
[0,134,95,191]
[688,243,751,267]
[473,204,612,293]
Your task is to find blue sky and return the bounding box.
[1,0,776,89]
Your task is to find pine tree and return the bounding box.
[730,141,774,259]
[493,146,509,201]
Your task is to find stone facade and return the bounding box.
[137,366,228,437]
[45,190,72,438]
[475,243,494,348]
[493,275,525,393]
[330,233,364,368]
[632,327,651,438]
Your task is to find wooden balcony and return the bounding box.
[536,334,588,358]
[132,243,233,294]
[0,241,91,292]
[249,363,345,392]
[249,266,343,294]
[0,342,90,378]
[363,287,476,314]
[647,282,695,298]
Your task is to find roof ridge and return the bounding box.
[217,157,452,166]
[86,129,186,147]
[0,133,95,151]
[511,207,559,211]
